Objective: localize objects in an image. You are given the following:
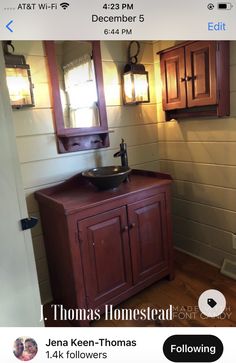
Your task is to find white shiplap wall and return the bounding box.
[12,41,158,303]
[154,41,236,268]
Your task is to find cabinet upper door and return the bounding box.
[128,194,169,285]
[160,47,186,110]
[78,207,132,309]
[185,41,217,107]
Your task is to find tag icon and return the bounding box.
[198,289,226,317]
[207,298,217,308]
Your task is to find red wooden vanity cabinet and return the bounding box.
[35,169,173,326]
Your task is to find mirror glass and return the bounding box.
[55,41,100,129]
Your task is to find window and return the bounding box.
[63,54,99,128]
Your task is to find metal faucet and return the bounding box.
[113,138,128,167]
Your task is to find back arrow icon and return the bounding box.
[6,20,13,32]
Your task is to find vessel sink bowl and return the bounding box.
[82,166,131,190]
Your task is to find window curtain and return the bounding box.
[63,54,99,128]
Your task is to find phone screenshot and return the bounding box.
[0,0,235,361]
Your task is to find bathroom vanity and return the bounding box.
[35,169,173,326]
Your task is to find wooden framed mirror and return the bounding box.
[44,41,110,153]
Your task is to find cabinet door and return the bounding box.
[128,194,169,284]
[160,47,186,110]
[185,41,217,107]
[78,207,132,308]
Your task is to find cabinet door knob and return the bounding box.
[180,77,186,82]
[130,222,136,228]
[186,75,197,81]
[122,226,129,232]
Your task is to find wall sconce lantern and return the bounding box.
[123,41,150,105]
[3,41,34,109]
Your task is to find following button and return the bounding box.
[163,335,223,362]
[208,21,226,31]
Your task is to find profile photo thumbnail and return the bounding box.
[13,337,38,361]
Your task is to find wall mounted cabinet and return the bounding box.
[35,170,173,326]
[159,41,229,120]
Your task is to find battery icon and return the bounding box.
[218,2,233,9]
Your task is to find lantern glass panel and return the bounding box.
[123,72,134,103]
[6,67,33,107]
[133,73,149,102]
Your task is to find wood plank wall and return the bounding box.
[154,41,236,268]
[12,41,158,303]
